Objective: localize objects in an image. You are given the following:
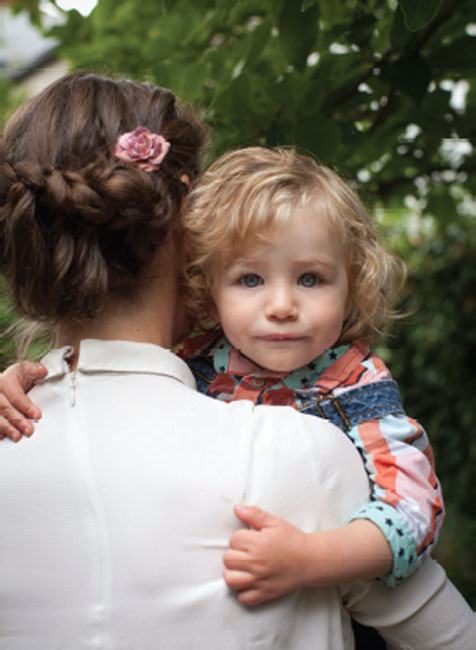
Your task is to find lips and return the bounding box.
[259,334,304,341]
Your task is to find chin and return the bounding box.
[268,354,320,373]
[264,359,302,373]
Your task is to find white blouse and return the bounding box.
[0,339,474,649]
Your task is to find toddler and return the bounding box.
[177,146,444,604]
[0,146,444,607]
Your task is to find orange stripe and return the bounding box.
[359,419,399,505]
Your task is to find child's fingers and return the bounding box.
[0,414,28,442]
[237,588,269,607]
[0,361,46,420]
[234,504,277,530]
[0,381,42,421]
[17,361,48,388]
[228,528,256,551]
[223,568,256,590]
[0,392,37,432]
[0,406,35,437]
[11,392,41,421]
[223,548,250,571]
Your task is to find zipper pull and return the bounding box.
[69,371,76,407]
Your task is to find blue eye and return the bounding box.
[298,273,319,287]
[240,274,263,288]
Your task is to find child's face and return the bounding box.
[210,206,351,372]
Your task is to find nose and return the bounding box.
[265,284,298,321]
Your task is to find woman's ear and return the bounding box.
[180,174,191,187]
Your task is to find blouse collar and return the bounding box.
[40,339,196,388]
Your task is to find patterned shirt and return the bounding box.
[176,330,445,586]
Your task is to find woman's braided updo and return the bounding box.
[0,71,206,325]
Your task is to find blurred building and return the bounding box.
[0,1,67,96]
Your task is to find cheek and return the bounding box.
[341,280,352,320]
[309,298,344,332]
[222,306,248,329]
[344,295,352,320]
[221,302,255,335]
[209,285,230,324]
[213,287,261,335]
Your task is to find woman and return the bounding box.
[0,71,474,649]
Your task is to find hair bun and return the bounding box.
[0,71,206,325]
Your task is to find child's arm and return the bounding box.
[223,504,392,606]
[223,412,445,606]
[345,413,444,584]
[0,362,46,441]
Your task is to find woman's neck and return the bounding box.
[55,296,175,370]
[57,299,173,350]
[56,237,185,366]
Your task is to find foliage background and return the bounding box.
[1,0,475,605]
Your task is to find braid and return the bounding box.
[1,159,184,321]
[0,71,207,326]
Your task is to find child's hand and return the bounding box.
[0,362,47,442]
[223,507,394,607]
[223,504,312,606]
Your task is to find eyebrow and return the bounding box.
[223,255,261,268]
[292,257,338,271]
[225,256,337,271]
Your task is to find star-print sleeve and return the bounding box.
[348,413,444,586]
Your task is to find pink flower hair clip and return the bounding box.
[114,126,170,172]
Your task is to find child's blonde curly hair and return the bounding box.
[182,146,405,347]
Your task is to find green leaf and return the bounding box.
[294,114,342,164]
[426,192,456,224]
[163,61,210,101]
[9,0,43,28]
[267,70,310,122]
[301,0,317,10]
[397,0,443,31]
[427,37,476,69]
[348,10,377,47]
[212,72,266,125]
[390,5,412,51]
[383,54,431,104]
[278,0,319,69]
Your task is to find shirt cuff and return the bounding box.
[349,501,418,586]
